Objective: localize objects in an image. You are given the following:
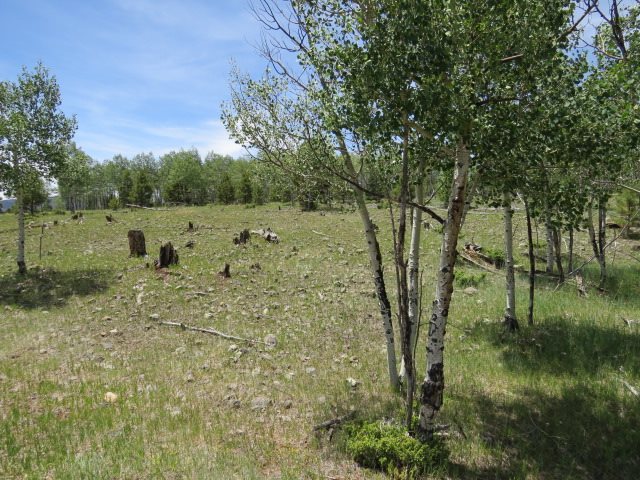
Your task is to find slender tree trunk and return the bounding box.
[340,139,399,390]
[545,223,555,273]
[394,119,414,427]
[503,192,518,330]
[400,157,426,385]
[587,201,606,289]
[598,200,607,289]
[17,188,27,274]
[418,137,470,439]
[459,171,479,230]
[552,228,564,282]
[568,227,574,274]
[524,199,535,325]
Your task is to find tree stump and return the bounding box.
[128,230,147,257]
[188,221,194,232]
[158,242,179,268]
[234,229,251,245]
[219,263,231,278]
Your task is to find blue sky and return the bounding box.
[1,0,265,161]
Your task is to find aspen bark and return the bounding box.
[418,138,470,438]
[568,227,574,274]
[400,156,426,381]
[598,201,607,289]
[503,192,518,330]
[524,199,535,325]
[340,139,399,390]
[16,188,27,274]
[545,223,555,273]
[552,228,564,282]
[460,171,479,230]
[587,201,606,289]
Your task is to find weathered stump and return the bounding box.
[234,229,251,245]
[128,230,147,257]
[219,263,231,278]
[158,242,179,268]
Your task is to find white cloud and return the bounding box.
[76,118,245,161]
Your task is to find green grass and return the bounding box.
[0,204,639,479]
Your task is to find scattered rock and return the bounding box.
[264,334,277,349]
[225,394,241,409]
[251,396,271,411]
[463,287,479,296]
[346,377,360,389]
[305,367,316,375]
[104,392,118,403]
[282,399,293,409]
[149,313,160,320]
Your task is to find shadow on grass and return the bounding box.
[447,384,640,479]
[0,267,113,309]
[471,316,640,378]
[450,315,640,477]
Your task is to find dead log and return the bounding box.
[125,203,169,211]
[128,230,147,257]
[233,229,251,245]
[251,228,280,243]
[219,263,231,278]
[158,242,179,268]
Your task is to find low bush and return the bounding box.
[345,421,448,479]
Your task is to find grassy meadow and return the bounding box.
[0,203,639,479]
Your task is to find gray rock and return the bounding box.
[251,396,271,411]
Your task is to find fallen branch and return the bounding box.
[620,378,639,397]
[312,230,330,238]
[126,203,170,211]
[159,321,267,345]
[313,411,356,431]
[251,228,280,243]
[459,250,499,274]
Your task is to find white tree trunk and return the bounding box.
[418,138,470,438]
[545,223,555,273]
[460,171,479,230]
[17,188,27,274]
[503,192,518,330]
[400,157,426,381]
[340,142,399,390]
[587,200,606,289]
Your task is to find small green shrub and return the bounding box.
[345,422,448,478]
[108,197,120,211]
[483,246,505,268]
[455,270,486,287]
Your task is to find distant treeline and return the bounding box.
[51,144,353,212]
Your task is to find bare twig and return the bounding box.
[159,321,267,345]
[312,230,330,237]
[312,411,356,431]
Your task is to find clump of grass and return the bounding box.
[455,269,486,288]
[482,246,505,268]
[345,421,448,478]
